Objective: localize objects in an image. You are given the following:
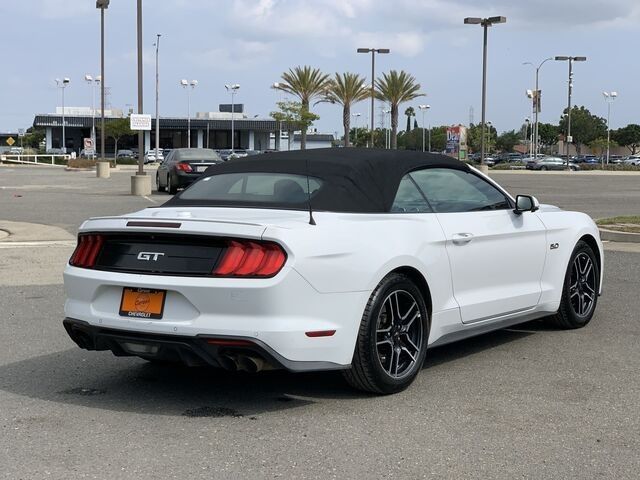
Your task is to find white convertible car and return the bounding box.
[63,149,603,394]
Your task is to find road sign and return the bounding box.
[6,137,15,146]
[130,114,152,131]
[84,138,94,150]
[18,128,25,137]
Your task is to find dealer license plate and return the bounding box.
[119,287,166,319]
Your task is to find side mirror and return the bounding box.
[514,194,540,214]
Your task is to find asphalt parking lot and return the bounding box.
[1,165,639,479]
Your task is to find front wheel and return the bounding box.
[343,273,429,394]
[547,240,599,329]
[540,166,548,171]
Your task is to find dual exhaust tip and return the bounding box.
[219,354,269,373]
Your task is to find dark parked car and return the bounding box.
[526,157,580,171]
[156,148,222,194]
[116,149,134,159]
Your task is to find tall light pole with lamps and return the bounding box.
[225,84,240,152]
[523,57,552,158]
[84,74,100,157]
[418,104,430,152]
[357,47,390,148]
[555,55,587,169]
[154,34,161,158]
[96,0,109,165]
[524,117,531,158]
[352,112,361,145]
[55,78,70,152]
[464,16,506,171]
[603,91,617,165]
[180,79,198,147]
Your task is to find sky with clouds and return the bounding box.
[1,0,639,135]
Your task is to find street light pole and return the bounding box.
[523,58,552,158]
[181,79,198,147]
[154,34,161,159]
[418,105,430,152]
[96,0,109,162]
[352,112,361,145]
[464,16,506,170]
[55,78,70,152]
[603,91,617,166]
[357,47,390,148]
[225,84,240,152]
[85,75,99,157]
[555,56,587,169]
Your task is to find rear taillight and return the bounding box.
[213,240,287,277]
[175,162,192,172]
[69,234,104,268]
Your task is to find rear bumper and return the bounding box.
[63,264,370,367]
[63,318,345,372]
[174,172,203,187]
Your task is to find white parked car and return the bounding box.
[144,149,164,164]
[623,155,640,166]
[63,149,603,394]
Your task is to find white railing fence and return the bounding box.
[0,154,70,167]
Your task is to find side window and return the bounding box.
[391,175,432,213]
[410,168,511,213]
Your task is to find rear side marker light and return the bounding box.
[305,330,336,338]
[213,240,286,277]
[69,234,104,269]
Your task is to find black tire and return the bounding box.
[156,173,165,192]
[547,240,599,329]
[168,174,178,195]
[540,166,547,171]
[343,273,429,394]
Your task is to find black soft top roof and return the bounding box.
[165,148,470,213]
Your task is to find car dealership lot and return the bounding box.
[1,166,639,479]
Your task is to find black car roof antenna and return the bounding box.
[305,154,316,225]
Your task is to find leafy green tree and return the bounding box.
[20,127,46,150]
[495,130,521,153]
[467,123,497,153]
[589,137,618,159]
[537,123,560,151]
[612,124,640,154]
[274,66,331,150]
[404,106,415,132]
[104,118,132,159]
[558,106,607,155]
[271,101,319,150]
[375,70,423,149]
[320,72,369,147]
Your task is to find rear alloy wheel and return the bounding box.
[156,173,165,192]
[168,175,178,195]
[547,240,599,329]
[343,273,429,394]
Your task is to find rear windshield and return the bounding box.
[178,149,221,160]
[179,172,322,207]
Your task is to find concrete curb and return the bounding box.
[599,228,640,243]
[0,220,75,243]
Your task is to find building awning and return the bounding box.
[33,114,286,132]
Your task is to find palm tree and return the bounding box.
[274,66,331,150]
[405,106,415,132]
[321,72,369,147]
[376,70,423,149]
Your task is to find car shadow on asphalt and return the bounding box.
[0,323,542,417]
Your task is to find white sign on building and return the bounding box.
[129,114,152,131]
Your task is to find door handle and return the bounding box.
[452,233,474,245]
